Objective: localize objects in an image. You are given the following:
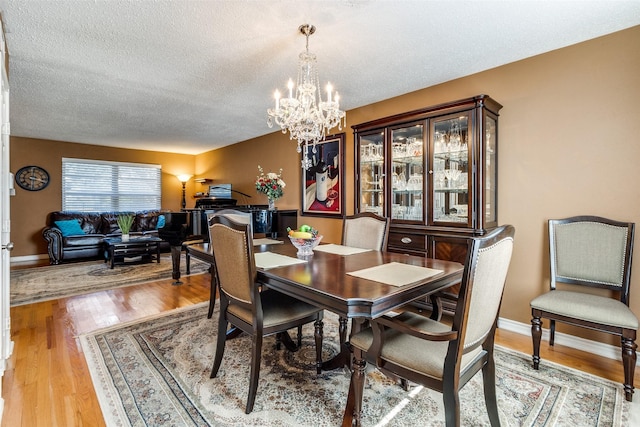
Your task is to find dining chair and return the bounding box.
[530,216,637,401]
[347,224,515,426]
[337,212,390,356]
[208,215,324,414]
[204,209,252,318]
[342,212,390,252]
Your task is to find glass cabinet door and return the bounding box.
[484,115,497,225]
[357,131,385,216]
[390,122,424,222]
[431,113,470,225]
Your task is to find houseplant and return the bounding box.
[117,214,135,241]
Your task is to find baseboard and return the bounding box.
[10,254,49,263]
[497,317,638,366]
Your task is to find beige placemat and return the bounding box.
[253,238,284,246]
[254,252,307,270]
[347,262,443,287]
[313,244,372,256]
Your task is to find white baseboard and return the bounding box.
[497,317,638,366]
[10,254,49,263]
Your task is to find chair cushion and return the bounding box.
[54,219,85,237]
[228,290,321,328]
[350,312,483,379]
[531,290,638,329]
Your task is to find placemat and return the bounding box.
[253,238,284,246]
[313,244,372,256]
[347,262,443,287]
[254,252,307,270]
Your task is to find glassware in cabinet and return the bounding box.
[357,130,385,216]
[431,113,471,226]
[390,123,425,222]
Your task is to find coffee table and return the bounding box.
[103,236,163,269]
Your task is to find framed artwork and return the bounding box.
[301,133,345,217]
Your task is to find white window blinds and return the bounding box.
[62,158,161,212]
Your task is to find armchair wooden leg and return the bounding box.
[207,276,217,319]
[531,314,542,369]
[482,351,501,426]
[549,319,556,346]
[246,334,263,414]
[621,336,637,402]
[443,383,461,427]
[210,311,228,379]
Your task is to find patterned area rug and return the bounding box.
[10,255,209,306]
[80,303,632,426]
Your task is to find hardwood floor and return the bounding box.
[2,264,637,426]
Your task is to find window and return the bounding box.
[62,158,161,212]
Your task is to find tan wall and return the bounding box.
[196,26,640,344]
[10,137,196,257]
[9,26,640,345]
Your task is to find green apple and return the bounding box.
[299,224,312,232]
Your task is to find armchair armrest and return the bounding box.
[370,313,458,368]
[42,226,63,264]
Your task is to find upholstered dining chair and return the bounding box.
[342,211,390,252]
[347,225,515,426]
[530,216,637,401]
[204,209,252,318]
[208,215,324,414]
[337,212,391,355]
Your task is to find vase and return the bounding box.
[121,234,130,242]
[268,198,276,211]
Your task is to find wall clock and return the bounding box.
[15,165,50,191]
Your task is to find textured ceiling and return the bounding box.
[0,0,639,155]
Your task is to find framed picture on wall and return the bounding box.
[301,133,345,217]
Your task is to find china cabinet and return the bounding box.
[354,95,501,266]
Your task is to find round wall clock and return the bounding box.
[15,165,50,191]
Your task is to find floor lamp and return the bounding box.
[176,174,192,209]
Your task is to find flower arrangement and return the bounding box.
[255,165,286,200]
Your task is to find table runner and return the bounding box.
[254,251,306,270]
[313,244,372,256]
[347,261,443,287]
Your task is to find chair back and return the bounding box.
[454,225,515,354]
[208,209,253,236]
[342,212,390,251]
[209,215,256,305]
[549,217,634,301]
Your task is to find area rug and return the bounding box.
[80,303,633,426]
[10,255,210,306]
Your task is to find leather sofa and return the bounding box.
[42,210,170,264]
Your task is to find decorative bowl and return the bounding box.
[288,235,323,256]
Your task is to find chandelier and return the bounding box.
[267,24,346,169]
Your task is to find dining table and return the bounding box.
[186,238,464,425]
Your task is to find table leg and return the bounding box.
[109,247,115,269]
[155,243,160,263]
[170,245,182,285]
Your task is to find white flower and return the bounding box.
[278,179,286,189]
[267,172,278,180]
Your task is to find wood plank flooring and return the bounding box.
[2,262,637,426]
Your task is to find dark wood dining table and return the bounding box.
[186,239,464,425]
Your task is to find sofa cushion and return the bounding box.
[51,211,103,234]
[135,210,162,232]
[156,214,165,229]
[101,212,135,234]
[63,234,105,247]
[54,219,85,237]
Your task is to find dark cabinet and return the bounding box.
[354,95,502,260]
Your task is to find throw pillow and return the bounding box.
[156,214,166,229]
[54,219,86,237]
